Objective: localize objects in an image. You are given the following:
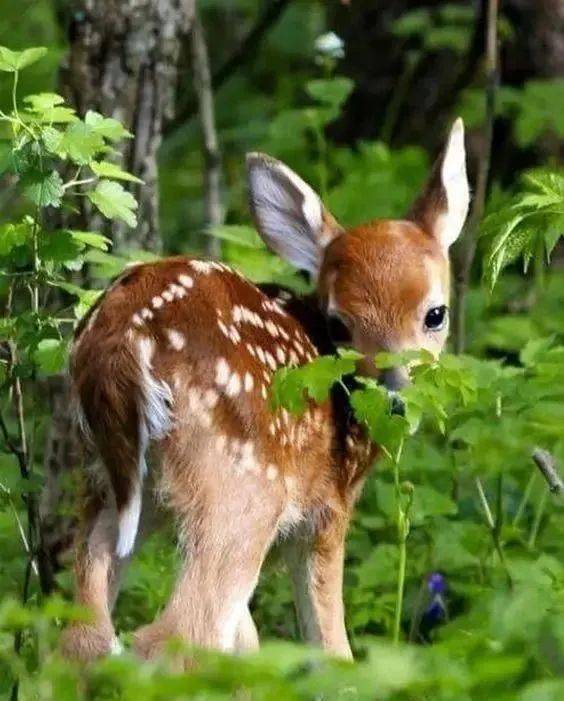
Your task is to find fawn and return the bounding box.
[61,119,469,662]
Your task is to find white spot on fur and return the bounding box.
[261,385,268,400]
[265,351,277,371]
[152,296,164,309]
[178,274,194,289]
[229,325,241,343]
[166,329,186,351]
[276,346,286,364]
[226,372,241,397]
[131,313,143,327]
[215,358,230,386]
[265,320,279,337]
[203,388,219,408]
[233,306,243,323]
[246,343,256,358]
[190,260,213,274]
[218,319,230,338]
[244,372,254,392]
[141,308,153,321]
[162,289,174,302]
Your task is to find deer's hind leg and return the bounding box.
[60,472,123,661]
[132,430,284,661]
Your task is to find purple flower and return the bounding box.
[427,572,446,595]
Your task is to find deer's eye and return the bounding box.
[327,314,352,345]
[424,305,447,331]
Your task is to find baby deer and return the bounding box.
[61,119,469,662]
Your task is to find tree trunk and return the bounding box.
[60,0,195,251]
[40,0,195,576]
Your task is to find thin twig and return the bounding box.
[190,9,224,257]
[532,448,563,494]
[475,476,512,587]
[453,0,499,353]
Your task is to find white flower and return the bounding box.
[314,32,345,60]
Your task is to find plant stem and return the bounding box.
[512,472,536,528]
[528,490,548,550]
[475,476,512,587]
[12,70,19,120]
[392,439,408,644]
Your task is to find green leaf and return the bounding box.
[208,224,263,249]
[33,338,67,375]
[21,170,64,208]
[87,180,138,227]
[85,110,132,141]
[0,46,47,72]
[41,126,64,154]
[24,93,77,123]
[350,385,409,454]
[38,229,83,268]
[90,160,143,183]
[0,219,32,256]
[68,230,111,251]
[58,121,105,164]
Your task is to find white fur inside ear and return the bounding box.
[247,154,326,275]
[437,118,470,248]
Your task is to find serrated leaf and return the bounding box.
[85,110,132,141]
[0,219,32,256]
[58,121,105,164]
[21,170,64,208]
[68,230,111,251]
[38,229,83,268]
[87,180,138,227]
[24,93,64,111]
[0,46,47,72]
[23,93,77,123]
[41,126,64,154]
[90,160,142,183]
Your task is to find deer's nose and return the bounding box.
[379,367,409,392]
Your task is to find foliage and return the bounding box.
[482,169,564,290]
[0,5,564,698]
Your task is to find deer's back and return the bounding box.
[71,257,369,520]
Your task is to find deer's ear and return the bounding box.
[408,118,470,250]
[246,153,342,276]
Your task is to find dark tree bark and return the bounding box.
[40,0,195,576]
[60,0,195,251]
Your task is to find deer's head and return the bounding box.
[247,119,469,391]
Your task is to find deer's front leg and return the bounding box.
[284,519,352,660]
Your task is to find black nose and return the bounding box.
[390,394,406,417]
[379,367,408,392]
